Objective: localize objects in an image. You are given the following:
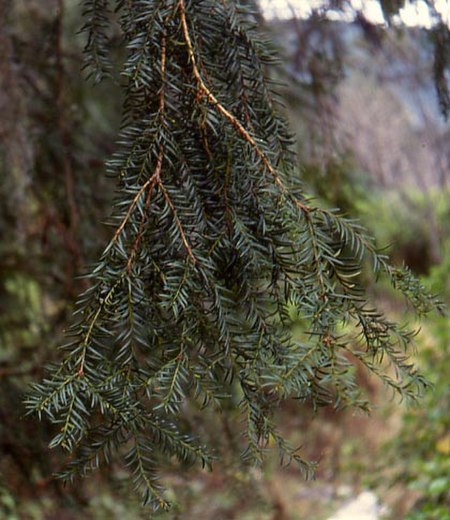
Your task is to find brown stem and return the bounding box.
[157,178,197,263]
[56,0,81,246]
[126,37,168,271]
[55,0,88,296]
[126,153,161,272]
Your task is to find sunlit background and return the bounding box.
[261,0,450,26]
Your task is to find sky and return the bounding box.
[260,0,450,27]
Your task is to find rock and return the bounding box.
[335,485,353,499]
[327,491,381,520]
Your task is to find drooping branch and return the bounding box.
[25,0,442,513]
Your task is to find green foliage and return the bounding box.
[356,189,450,242]
[354,188,450,274]
[388,325,450,518]
[407,506,450,520]
[26,0,442,511]
[387,260,450,519]
[428,244,450,299]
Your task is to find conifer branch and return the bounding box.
[178,0,310,214]
[127,35,167,271]
[111,35,167,253]
[77,277,122,376]
[157,179,197,263]
[25,1,443,511]
[126,173,159,272]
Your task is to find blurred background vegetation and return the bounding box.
[0,0,448,518]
